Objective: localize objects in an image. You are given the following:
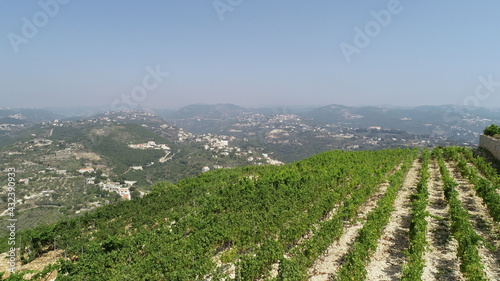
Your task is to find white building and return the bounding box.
[78,167,95,174]
[118,188,131,200]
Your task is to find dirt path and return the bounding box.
[364,159,421,281]
[446,161,500,281]
[307,163,406,281]
[422,160,465,281]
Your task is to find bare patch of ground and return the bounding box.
[72,152,101,161]
[0,249,63,280]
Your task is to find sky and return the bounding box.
[1,0,500,110]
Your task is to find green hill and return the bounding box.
[2,146,500,280]
[0,114,282,237]
[0,148,416,280]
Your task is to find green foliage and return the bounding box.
[483,123,500,137]
[4,272,27,281]
[150,181,178,196]
[92,136,164,171]
[3,149,416,280]
[434,148,488,281]
[445,146,500,222]
[401,148,430,280]
[275,149,417,281]
[335,152,416,280]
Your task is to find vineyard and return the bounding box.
[1,147,499,280]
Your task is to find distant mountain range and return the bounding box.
[3,103,500,148]
[0,108,63,123]
[155,103,500,141]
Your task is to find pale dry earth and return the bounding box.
[0,249,62,280]
[364,159,421,281]
[422,160,465,281]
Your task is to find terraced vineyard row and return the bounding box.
[304,147,499,281]
[1,147,499,281]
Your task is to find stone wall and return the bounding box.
[479,134,500,159]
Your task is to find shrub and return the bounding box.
[483,124,500,136]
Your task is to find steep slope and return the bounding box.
[2,146,499,280]
[0,149,413,280]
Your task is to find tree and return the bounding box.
[131,190,141,199]
[483,124,500,136]
[150,181,177,196]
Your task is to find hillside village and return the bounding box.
[1,107,499,235]
[0,111,289,233]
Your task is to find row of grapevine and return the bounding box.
[332,151,417,280]
[434,148,488,281]
[445,146,500,222]
[401,148,430,280]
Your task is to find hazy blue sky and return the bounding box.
[1,0,500,109]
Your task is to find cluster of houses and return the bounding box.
[128,141,170,150]
[201,165,224,173]
[79,167,132,200]
[18,166,134,200]
[97,180,133,200]
[177,128,193,142]
[128,141,172,164]
[196,135,231,150]
[246,153,283,166]
[0,114,28,132]
[193,134,236,154]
